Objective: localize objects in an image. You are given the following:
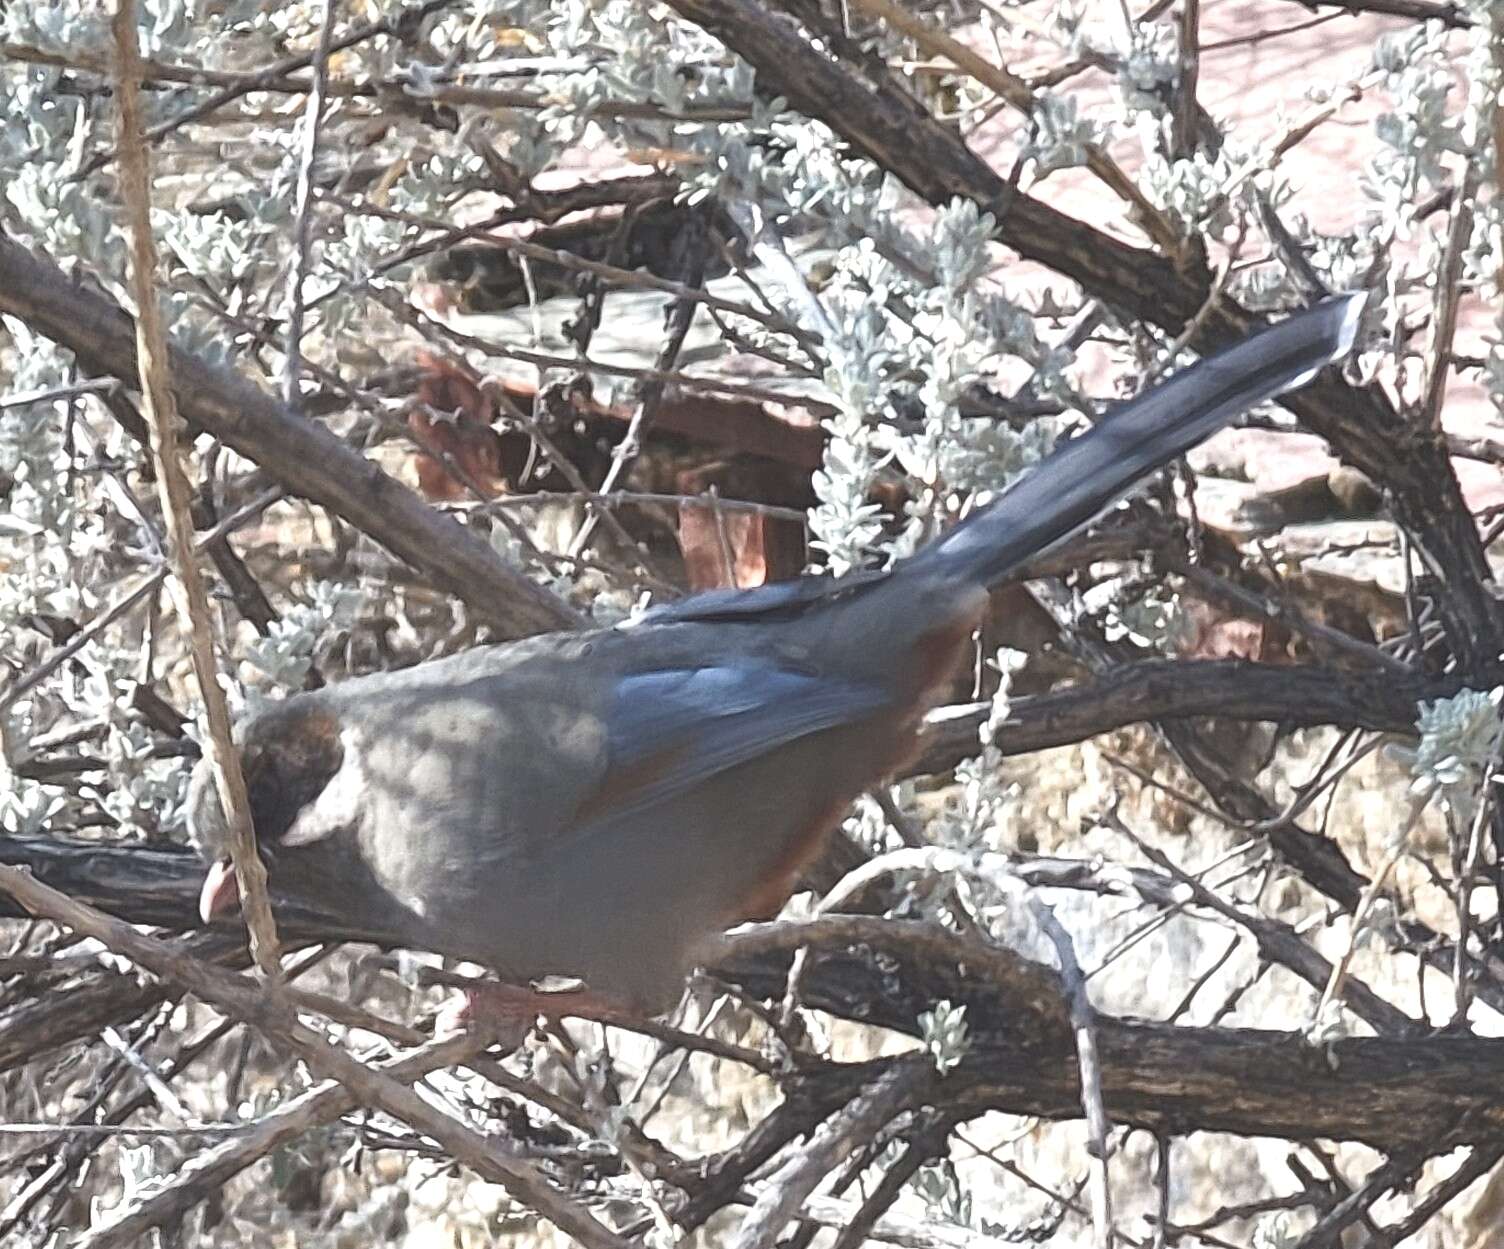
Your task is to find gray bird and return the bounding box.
[189,293,1366,1021]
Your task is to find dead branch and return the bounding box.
[1,848,1498,1153]
[0,233,581,640]
[78,1031,484,1249]
[110,0,280,975]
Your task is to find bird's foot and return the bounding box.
[434,984,534,1051]
[434,976,618,1051]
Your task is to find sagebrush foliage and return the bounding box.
[2,0,1503,1245]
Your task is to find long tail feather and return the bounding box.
[907,291,1367,588]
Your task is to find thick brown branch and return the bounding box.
[912,658,1434,778]
[946,1023,1502,1149]
[663,0,1501,670]
[724,930,1504,1151]
[724,928,1504,1150]
[0,233,580,640]
[2,849,1500,1151]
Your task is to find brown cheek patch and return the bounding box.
[281,706,343,772]
[245,705,345,846]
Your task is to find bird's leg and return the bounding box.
[434,981,541,1050]
[435,976,644,1050]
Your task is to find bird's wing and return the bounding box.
[636,567,891,625]
[565,661,891,833]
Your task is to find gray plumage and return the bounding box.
[189,292,1366,1008]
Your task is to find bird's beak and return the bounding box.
[199,857,242,924]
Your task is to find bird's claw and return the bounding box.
[433,977,595,1051]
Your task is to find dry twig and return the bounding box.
[111,0,279,973]
[1029,899,1115,1249]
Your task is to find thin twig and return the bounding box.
[1171,560,1410,674]
[0,377,121,409]
[1029,899,1115,1249]
[1290,1148,1429,1249]
[1200,10,1343,52]
[98,1026,193,1125]
[1102,811,1420,1037]
[1373,1139,1504,1245]
[0,943,335,1240]
[1262,0,1470,30]
[320,191,812,344]
[111,2,280,974]
[1151,1133,1171,1249]
[847,0,1182,254]
[78,1032,485,1249]
[379,286,829,413]
[1312,792,1430,1029]
[0,487,282,715]
[447,488,809,524]
[68,0,458,180]
[827,1118,950,1249]
[483,383,667,585]
[569,219,709,558]
[281,0,340,408]
[727,1059,931,1249]
[1451,755,1501,1026]
[1420,158,1479,429]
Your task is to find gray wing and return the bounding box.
[566,661,892,832]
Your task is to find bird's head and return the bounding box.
[186,697,348,925]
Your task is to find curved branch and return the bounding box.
[724,932,1504,1151]
[3,836,1501,1151]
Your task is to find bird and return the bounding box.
[189,292,1366,1028]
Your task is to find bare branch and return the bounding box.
[280,0,340,409]
[1030,900,1115,1249]
[78,1032,485,1249]
[1420,159,1480,429]
[727,1058,934,1249]
[110,1,279,973]
[0,234,581,639]
[662,0,1502,668]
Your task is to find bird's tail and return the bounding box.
[904,292,1367,590]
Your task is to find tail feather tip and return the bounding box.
[1329,289,1369,360]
